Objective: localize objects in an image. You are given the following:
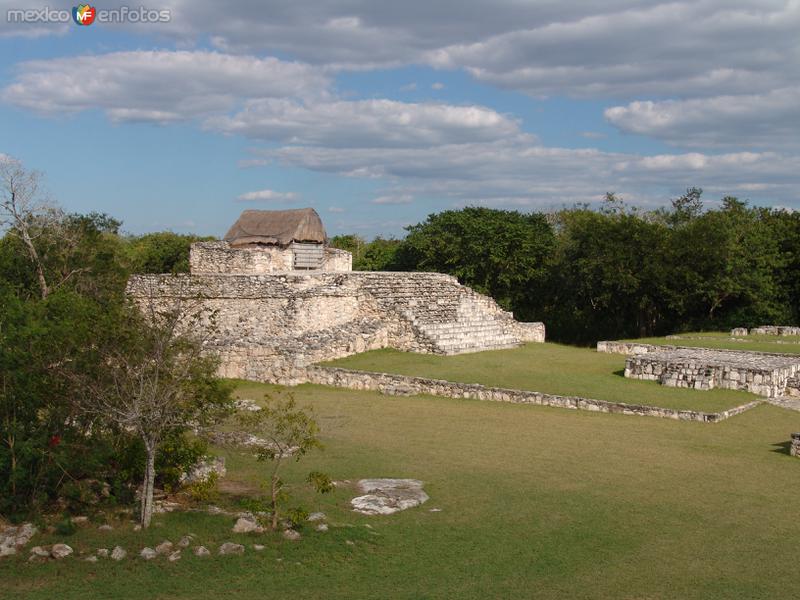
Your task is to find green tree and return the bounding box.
[237,394,329,530]
[396,207,555,320]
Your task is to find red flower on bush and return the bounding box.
[48,434,61,448]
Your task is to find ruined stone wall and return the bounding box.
[126,271,545,384]
[189,241,351,275]
[305,366,762,422]
[624,348,800,397]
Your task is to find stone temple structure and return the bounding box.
[127,208,545,384]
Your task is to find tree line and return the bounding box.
[331,191,800,344]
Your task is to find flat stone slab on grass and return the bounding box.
[351,479,429,515]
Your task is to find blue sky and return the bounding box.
[1,1,798,238]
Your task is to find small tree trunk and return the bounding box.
[140,444,156,528]
[270,474,279,530]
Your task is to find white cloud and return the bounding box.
[328,206,346,213]
[2,50,329,122]
[431,82,445,90]
[208,99,523,148]
[236,189,298,202]
[605,87,800,149]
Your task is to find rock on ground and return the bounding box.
[232,516,264,534]
[351,479,429,515]
[180,456,226,485]
[111,546,127,561]
[307,512,326,522]
[168,550,181,562]
[315,523,329,532]
[177,535,193,548]
[218,542,245,555]
[140,547,157,560]
[194,546,211,557]
[282,529,301,541]
[50,543,73,559]
[155,540,173,555]
[97,548,109,558]
[0,523,37,557]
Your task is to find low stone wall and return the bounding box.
[730,328,749,336]
[791,433,800,457]
[305,366,761,423]
[596,341,664,355]
[624,348,800,397]
[750,326,800,336]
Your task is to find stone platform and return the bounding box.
[624,347,800,397]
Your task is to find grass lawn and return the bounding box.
[4,382,800,599]
[626,331,800,355]
[325,343,755,412]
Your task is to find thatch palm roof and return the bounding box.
[224,208,327,247]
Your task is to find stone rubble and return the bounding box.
[111,546,127,561]
[180,456,227,486]
[218,542,245,555]
[282,529,301,541]
[140,547,158,560]
[50,543,73,559]
[232,516,264,534]
[0,523,37,557]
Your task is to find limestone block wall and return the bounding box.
[791,433,800,457]
[750,326,800,336]
[624,348,800,397]
[189,241,351,275]
[126,271,546,384]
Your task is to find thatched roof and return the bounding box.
[224,208,327,247]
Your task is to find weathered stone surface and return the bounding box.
[189,241,351,276]
[232,517,263,534]
[624,347,800,397]
[155,541,173,555]
[307,512,326,522]
[111,546,127,561]
[97,548,109,558]
[0,523,37,557]
[177,535,193,548]
[30,546,50,557]
[168,550,181,562]
[97,524,113,531]
[351,479,429,515]
[180,456,226,486]
[751,325,800,336]
[218,542,245,555]
[194,546,211,557]
[282,529,301,541]
[252,544,265,551]
[140,547,157,560]
[731,328,749,336]
[127,271,546,386]
[84,555,98,563]
[791,433,800,457]
[315,523,329,532]
[50,543,73,559]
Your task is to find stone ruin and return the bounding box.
[731,326,800,336]
[624,347,800,397]
[127,208,545,384]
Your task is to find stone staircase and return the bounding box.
[355,272,522,354]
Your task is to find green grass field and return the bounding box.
[625,331,800,354]
[326,343,756,412]
[4,382,800,599]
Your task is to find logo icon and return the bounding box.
[72,4,96,26]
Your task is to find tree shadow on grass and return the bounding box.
[770,440,793,456]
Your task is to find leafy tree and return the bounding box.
[396,207,555,320]
[67,298,233,527]
[237,394,330,530]
[124,232,213,274]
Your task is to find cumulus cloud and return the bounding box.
[605,87,800,149]
[208,99,523,147]
[2,51,329,122]
[236,189,298,202]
